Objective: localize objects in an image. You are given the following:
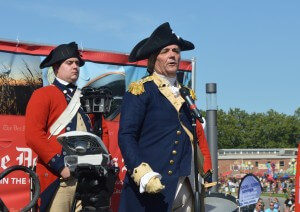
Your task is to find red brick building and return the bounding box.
[218,148,297,179]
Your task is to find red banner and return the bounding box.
[0,115,33,211]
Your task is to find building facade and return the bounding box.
[218,148,297,179]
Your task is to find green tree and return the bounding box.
[294,107,300,120]
[216,108,300,148]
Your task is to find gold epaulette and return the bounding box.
[128,76,153,95]
[189,88,197,100]
[181,86,197,100]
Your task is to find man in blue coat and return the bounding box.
[118,22,212,212]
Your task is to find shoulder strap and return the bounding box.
[48,88,82,138]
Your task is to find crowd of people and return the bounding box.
[219,176,295,196]
[253,194,295,212]
[218,176,296,212]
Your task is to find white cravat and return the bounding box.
[155,72,180,97]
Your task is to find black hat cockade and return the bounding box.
[40,42,85,69]
[128,22,195,62]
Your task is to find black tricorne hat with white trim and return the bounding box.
[40,42,85,69]
[128,22,195,62]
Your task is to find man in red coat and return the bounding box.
[25,42,109,211]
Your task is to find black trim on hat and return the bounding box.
[40,42,85,69]
[129,22,194,62]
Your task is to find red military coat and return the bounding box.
[25,83,109,211]
[196,119,212,174]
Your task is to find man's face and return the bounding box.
[154,44,181,77]
[55,57,80,83]
[256,202,262,210]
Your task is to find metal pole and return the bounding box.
[191,57,196,91]
[206,83,218,192]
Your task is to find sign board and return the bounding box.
[238,174,262,207]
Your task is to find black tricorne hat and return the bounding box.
[40,42,85,69]
[129,22,195,62]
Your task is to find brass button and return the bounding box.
[174,140,179,145]
[170,160,174,165]
[168,170,173,175]
[172,150,177,155]
[177,130,181,135]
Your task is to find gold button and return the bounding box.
[168,170,173,175]
[177,130,181,135]
[172,150,177,155]
[174,140,179,145]
[170,160,174,165]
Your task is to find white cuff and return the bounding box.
[139,171,161,193]
[201,117,206,129]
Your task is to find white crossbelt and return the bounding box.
[48,88,82,138]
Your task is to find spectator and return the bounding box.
[258,198,265,212]
[289,203,295,212]
[284,194,295,211]
[273,197,281,212]
[282,180,287,194]
[265,202,278,212]
[254,200,264,212]
[272,182,276,194]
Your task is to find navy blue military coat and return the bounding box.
[118,73,194,212]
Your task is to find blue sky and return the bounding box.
[1,1,299,115]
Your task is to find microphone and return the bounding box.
[179,87,204,123]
